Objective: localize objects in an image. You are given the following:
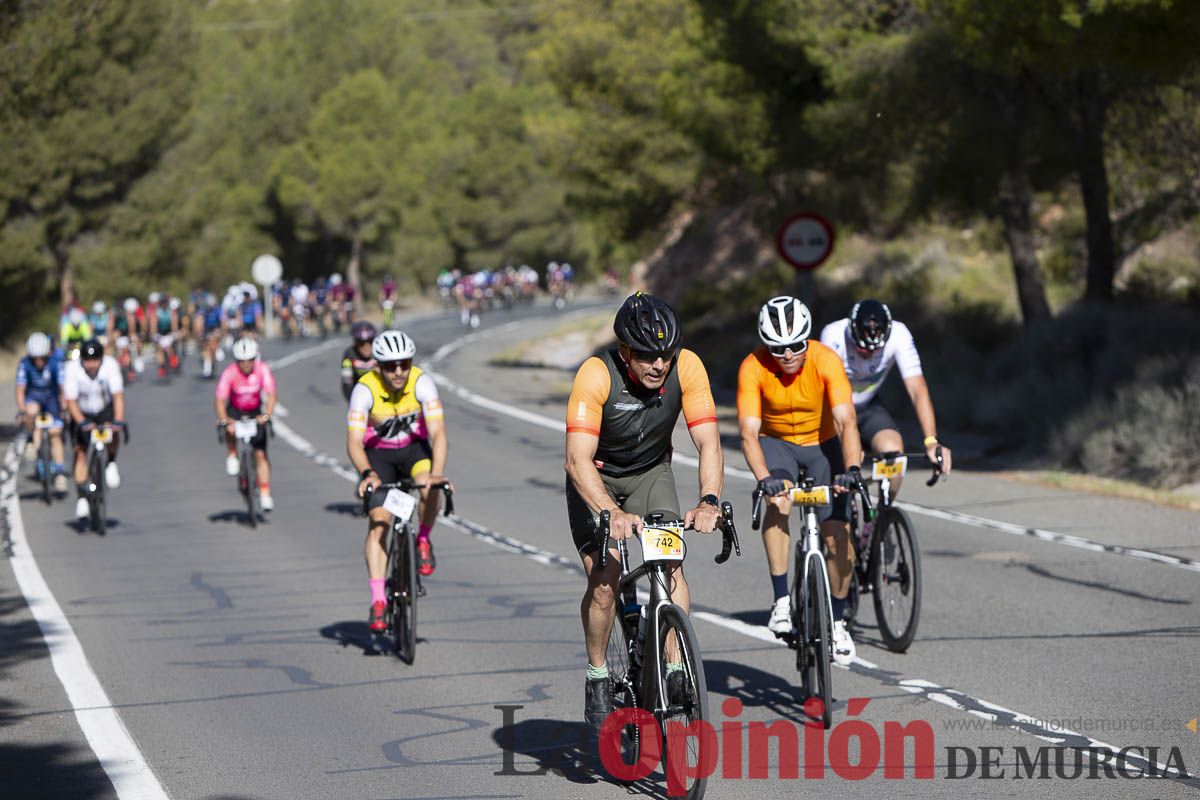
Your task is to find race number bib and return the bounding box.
[35,414,54,429]
[790,486,831,507]
[90,428,113,444]
[383,489,417,522]
[872,457,908,480]
[641,527,685,562]
[234,419,258,439]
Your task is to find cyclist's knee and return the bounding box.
[872,428,903,454]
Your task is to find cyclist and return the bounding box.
[239,287,263,336]
[114,297,146,376]
[60,307,92,358]
[215,338,277,511]
[15,332,68,492]
[565,292,723,729]
[147,293,177,377]
[379,273,397,327]
[63,339,125,520]
[200,293,224,378]
[310,277,331,335]
[346,330,450,633]
[88,301,113,346]
[340,321,378,401]
[736,295,864,665]
[819,299,953,499]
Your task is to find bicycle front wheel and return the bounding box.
[39,437,52,504]
[871,507,922,652]
[242,446,259,528]
[392,526,418,663]
[652,605,710,800]
[797,561,833,729]
[90,453,107,536]
[604,607,641,773]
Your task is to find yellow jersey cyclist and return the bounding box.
[737,296,865,665]
[565,293,723,730]
[346,330,451,633]
[819,299,953,500]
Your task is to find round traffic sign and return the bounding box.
[776,213,834,271]
[251,254,283,285]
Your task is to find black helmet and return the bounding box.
[80,339,104,360]
[849,299,892,352]
[613,292,681,356]
[351,320,377,343]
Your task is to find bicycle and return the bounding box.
[751,469,871,729]
[216,417,273,528]
[361,479,454,664]
[81,422,127,535]
[598,502,740,800]
[32,413,59,504]
[845,448,944,652]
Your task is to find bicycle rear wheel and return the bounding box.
[871,507,922,652]
[652,605,710,800]
[392,526,418,663]
[797,559,833,729]
[604,606,641,773]
[39,436,52,504]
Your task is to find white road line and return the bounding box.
[423,348,1200,575]
[1,440,171,800]
[267,338,344,370]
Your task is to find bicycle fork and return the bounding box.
[797,513,835,653]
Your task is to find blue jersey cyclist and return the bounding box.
[15,332,68,491]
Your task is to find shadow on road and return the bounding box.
[323,502,361,517]
[0,595,49,708]
[704,658,832,726]
[0,741,115,800]
[207,510,259,527]
[62,518,123,535]
[319,620,385,656]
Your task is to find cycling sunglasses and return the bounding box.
[630,349,678,363]
[378,359,412,372]
[769,341,808,357]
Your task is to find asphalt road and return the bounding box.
[2,300,1198,800]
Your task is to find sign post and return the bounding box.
[251,254,283,338]
[775,212,835,306]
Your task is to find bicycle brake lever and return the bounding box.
[441,483,454,516]
[750,488,764,531]
[714,500,741,564]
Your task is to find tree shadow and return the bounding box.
[0,740,116,800]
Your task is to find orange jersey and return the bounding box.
[736,342,851,445]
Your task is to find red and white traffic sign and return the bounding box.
[776,212,835,271]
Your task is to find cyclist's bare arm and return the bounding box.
[260,391,276,422]
[831,402,864,490]
[112,392,125,425]
[346,424,378,497]
[738,415,770,481]
[903,374,952,475]
[565,431,640,540]
[423,414,450,487]
[684,420,723,532]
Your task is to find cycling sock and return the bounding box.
[665,661,684,674]
[258,481,270,492]
[54,463,65,475]
[417,523,432,542]
[771,572,789,602]
[369,578,386,605]
[830,595,846,622]
[586,662,608,680]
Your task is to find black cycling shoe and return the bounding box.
[584,676,613,731]
[666,669,690,708]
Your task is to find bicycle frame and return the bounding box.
[791,489,836,654]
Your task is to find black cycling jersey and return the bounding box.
[593,348,684,478]
[340,346,376,401]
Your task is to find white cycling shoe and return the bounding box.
[767,596,792,636]
[225,455,238,476]
[260,492,274,512]
[832,620,856,666]
[105,462,121,489]
[75,497,89,519]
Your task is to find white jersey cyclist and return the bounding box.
[819,317,922,408]
[64,355,124,415]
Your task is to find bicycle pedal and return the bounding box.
[417,583,426,597]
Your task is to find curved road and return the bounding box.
[2,302,1198,799]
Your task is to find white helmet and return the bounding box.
[329,272,343,286]
[148,292,162,304]
[239,281,257,299]
[169,296,181,310]
[757,295,812,347]
[68,307,85,325]
[231,337,259,361]
[26,332,52,358]
[123,297,139,313]
[92,300,106,315]
[372,329,416,361]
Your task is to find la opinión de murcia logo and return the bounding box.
[495,702,1195,795]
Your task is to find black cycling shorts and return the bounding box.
[758,436,848,523]
[366,440,434,510]
[856,402,899,447]
[228,406,268,451]
[74,406,115,448]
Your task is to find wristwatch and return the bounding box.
[699,494,719,508]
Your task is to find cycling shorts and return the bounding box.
[566,461,680,556]
[758,436,848,523]
[855,402,899,446]
[75,405,115,448]
[228,406,268,451]
[365,439,433,511]
[25,391,63,423]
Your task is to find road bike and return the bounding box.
[31,413,61,504]
[599,502,740,800]
[216,417,272,528]
[82,422,127,535]
[361,479,454,664]
[845,449,944,652]
[752,470,871,729]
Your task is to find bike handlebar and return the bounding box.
[215,417,273,443]
[360,479,454,517]
[750,476,874,531]
[594,501,740,573]
[83,419,129,444]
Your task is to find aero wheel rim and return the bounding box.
[658,609,709,800]
[879,528,913,631]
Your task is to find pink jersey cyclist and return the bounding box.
[216,360,276,413]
